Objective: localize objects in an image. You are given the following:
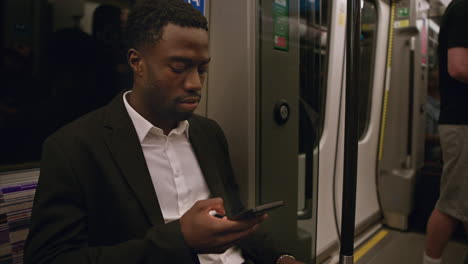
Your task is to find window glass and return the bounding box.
[299,0,329,150]
[297,1,330,260]
[358,0,378,139]
[424,21,441,166]
[1,0,132,171]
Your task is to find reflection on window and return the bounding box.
[358,0,378,139]
[299,0,329,151]
[423,21,441,172]
[1,0,132,171]
[427,21,438,69]
[298,0,329,223]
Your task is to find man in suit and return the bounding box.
[24,1,302,263]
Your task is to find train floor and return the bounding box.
[352,161,468,264]
[354,229,468,264]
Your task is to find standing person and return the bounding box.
[24,1,303,264]
[424,0,468,263]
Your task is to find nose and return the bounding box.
[184,69,203,92]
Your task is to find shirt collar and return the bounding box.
[123,91,189,143]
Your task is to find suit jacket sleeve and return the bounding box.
[24,137,198,264]
[208,119,287,264]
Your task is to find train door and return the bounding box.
[256,0,302,255]
[312,0,391,259]
[353,0,390,234]
[311,0,346,258]
[331,0,390,243]
[296,0,331,261]
[207,0,320,261]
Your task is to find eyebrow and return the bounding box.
[169,56,211,65]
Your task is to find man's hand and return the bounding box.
[180,198,267,254]
[277,255,305,264]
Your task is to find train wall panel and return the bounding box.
[315,0,347,254]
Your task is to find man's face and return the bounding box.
[139,23,210,122]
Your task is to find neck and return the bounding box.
[127,91,177,135]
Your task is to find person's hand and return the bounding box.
[277,255,305,264]
[180,198,267,254]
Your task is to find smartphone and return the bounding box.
[231,200,285,220]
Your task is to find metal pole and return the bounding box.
[339,0,361,262]
[406,37,416,168]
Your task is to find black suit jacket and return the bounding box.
[24,93,284,264]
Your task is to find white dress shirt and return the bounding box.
[123,92,244,264]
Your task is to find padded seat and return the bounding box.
[0,175,38,264]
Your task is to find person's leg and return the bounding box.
[463,222,468,264]
[424,125,468,263]
[425,208,458,259]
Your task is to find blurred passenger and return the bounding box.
[48,23,100,123]
[424,68,441,163]
[424,0,468,264]
[0,45,36,118]
[24,1,303,264]
[120,8,130,27]
[0,46,41,164]
[48,5,130,127]
[93,4,131,98]
[92,5,122,45]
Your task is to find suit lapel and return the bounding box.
[103,93,164,226]
[188,119,226,200]
[103,94,228,226]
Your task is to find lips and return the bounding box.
[179,97,200,104]
[177,97,201,111]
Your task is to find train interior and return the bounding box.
[1,0,467,263]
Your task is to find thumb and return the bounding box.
[202,197,226,216]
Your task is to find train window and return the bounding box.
[1,0,132,172]
[357,0,378,140]
[299,0,330,148]
[427,20,439,69]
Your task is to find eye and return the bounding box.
[170,63,188,73]
[198,65,208,75]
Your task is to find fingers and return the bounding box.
[182,198,268,253]
[217,213,268,234]
[194,198,226,216]
[214,223,261,249]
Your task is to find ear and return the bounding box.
[127,48,144,77]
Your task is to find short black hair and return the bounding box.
[124,0,208,51]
